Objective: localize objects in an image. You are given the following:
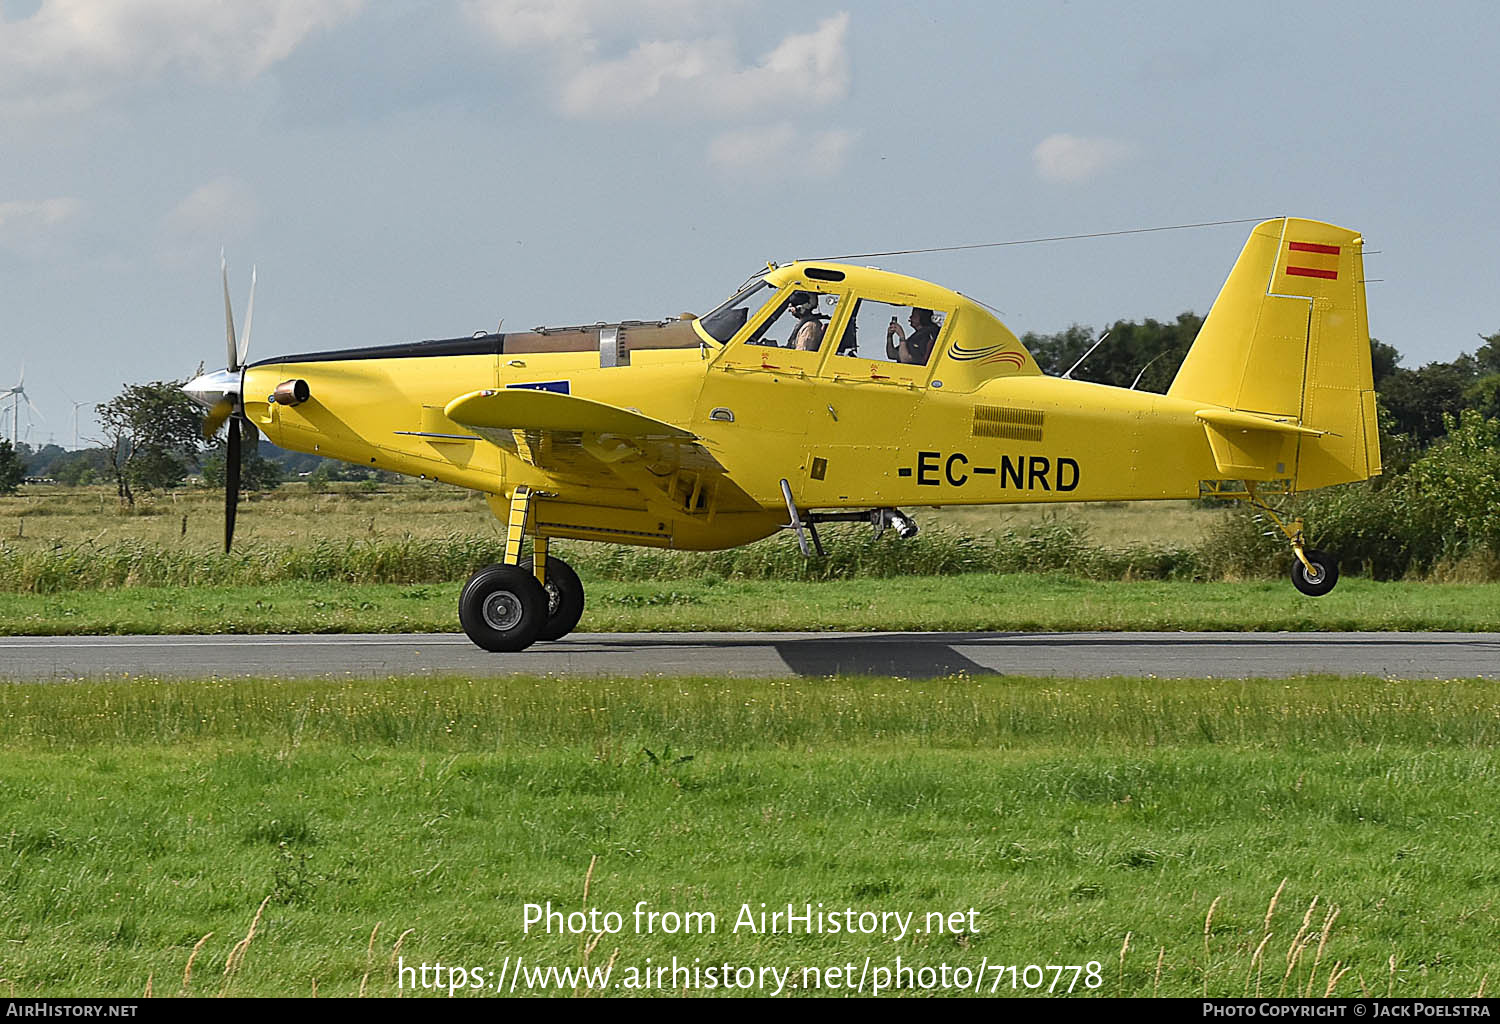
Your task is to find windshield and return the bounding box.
[698,278,773,343]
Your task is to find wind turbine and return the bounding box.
[59,387,90,450]
[2,365,44,445]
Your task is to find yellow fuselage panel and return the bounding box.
[792,376,1223,507]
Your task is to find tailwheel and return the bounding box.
[1290,548,1339,597]
[536,556,585,642]
[459,564,547,652]
[1232,482,1340,599]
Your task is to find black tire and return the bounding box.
[458,564,547,652]
[536,556,585,642]
[1290,548,1339,597]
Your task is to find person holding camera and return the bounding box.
[886,307,939,364]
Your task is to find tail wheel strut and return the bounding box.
[1241,481,1341,598]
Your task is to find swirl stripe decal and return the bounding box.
[949,340,1025,366]
[981,352,1026,367]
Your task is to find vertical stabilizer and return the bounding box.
[1168,217,1380,490]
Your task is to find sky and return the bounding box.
[1,0,1498,448]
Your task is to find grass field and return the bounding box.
[3,575,1500,636]
[1,673,1497,998]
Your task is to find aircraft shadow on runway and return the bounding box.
[770,636,991,678]
[579,632,1500,680]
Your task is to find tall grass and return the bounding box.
[0,534,511,592]
[5,485,1498,596]
[0,522,1208,593]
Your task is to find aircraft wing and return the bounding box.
[447,387,695,440]
[444,388,758,508]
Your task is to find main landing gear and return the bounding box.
[1239,481,1341,598]
[458,485,585,652]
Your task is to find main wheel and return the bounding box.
[458,564,547,651]
[536,556,585,642]
[1290,548,1339,597]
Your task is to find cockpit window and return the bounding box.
[699,279,773,343]
[745,291,839,351]
[836,299,947,366]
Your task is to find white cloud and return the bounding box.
[560,36,724,115]
[469,3,849,119]
[463,0,726,50]
[708,123,853,179]
[163,178,259,241]
[0,0,364,110]
[0,197,83,234]
[753,14,849,106]
[1032,133,1134,184]
[462,0,598,48]
[562,13,849,117]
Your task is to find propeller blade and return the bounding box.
[225,418,241,553]
[202,397,233,439]
[25,395,44,421]
[222,252,239,372]
[238,266,256,367]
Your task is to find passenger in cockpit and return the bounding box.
[887,307,939,364]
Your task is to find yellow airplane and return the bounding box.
[185,216,1379,651]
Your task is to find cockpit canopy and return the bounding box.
[691,261,1037,385]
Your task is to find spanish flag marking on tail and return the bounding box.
[1284,241,1340,281]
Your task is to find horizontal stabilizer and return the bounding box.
[1194,408,1326,437]
[445,388,693,438]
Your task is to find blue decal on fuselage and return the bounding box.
[507,380,571,395]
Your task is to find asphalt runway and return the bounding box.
[2,631,1499,681]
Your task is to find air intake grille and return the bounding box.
[972,406,1043,442]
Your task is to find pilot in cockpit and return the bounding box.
[788,291,825,351]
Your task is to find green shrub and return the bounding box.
[1300,410,1500,579]
[1198,510,1287,581]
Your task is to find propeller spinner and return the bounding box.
[183,255,256,552]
